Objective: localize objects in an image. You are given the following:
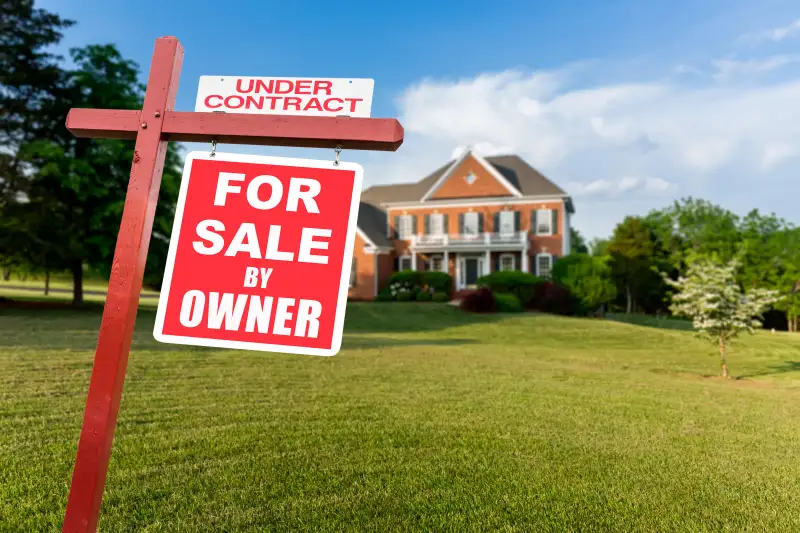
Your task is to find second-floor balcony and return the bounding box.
[410,231,528,249]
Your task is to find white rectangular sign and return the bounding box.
[195,76,374,118]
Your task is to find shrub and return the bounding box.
[432,292,450,303]
[476,271,541,306]
[396,291,413,302]
[422,271,453,296]
[459,287,496,313]
[529,281,580,315]
[388,270,424,288]
[416,289,433,301]
[494,292,523,313]
[376,288,393,302]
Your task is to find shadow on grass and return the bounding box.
[0,302,493,351]
[605,313,693,332]
[736,361,800,379]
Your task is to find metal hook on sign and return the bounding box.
[333,145,342,166]
[210,140,217,157]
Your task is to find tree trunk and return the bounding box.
[719,336,729,378]
[625,284,632,313]
[71,262,84,307]
[2,267,10,281]
[44,270,50,296]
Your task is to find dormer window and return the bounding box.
[464,172,477,185]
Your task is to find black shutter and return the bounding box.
[393,256,399,271]
[493,212,499,233]
[412,215,418,236]
[552,209,559,235]
[530,209,538,235]
[478,213,484,233]
[493,254,499,272]
[458,213,464,234]
[514,211,520,232]
[424,214,430,235]
[443,214,449,235]
[394,215,400,238]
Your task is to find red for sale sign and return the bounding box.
[153,152,362,356]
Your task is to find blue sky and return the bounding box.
[41,0,800,239]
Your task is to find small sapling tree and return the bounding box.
[665,258,778,378]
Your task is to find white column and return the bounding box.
[444,250,449,273]
[411,251,417,271]
[485,249,491,276]
[522,232,529,272]
[455,256,461,289]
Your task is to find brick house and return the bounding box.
[348,149,575,299]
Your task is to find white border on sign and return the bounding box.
[152,151,363,357]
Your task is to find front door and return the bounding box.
[464,258,479,286]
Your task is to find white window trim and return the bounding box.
[430,255,446,272]
[535,253,553,278]
[498,211,515,236]
[463,212,479,235]
[398,215,413,240]
[499,253,516,272]
[535,209,553,236]
[399,254,413,271]
[429,213,445,236]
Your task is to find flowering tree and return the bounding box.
[665,259,779,378]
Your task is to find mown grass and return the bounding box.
[2,303,800,531]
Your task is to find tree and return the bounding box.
[606,216,665,313]
[3,44,182,305]
[570,227,589,254]
[552,254,616,315]
[665,258,778,378]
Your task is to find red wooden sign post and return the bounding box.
[60,36,403,533]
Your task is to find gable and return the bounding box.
[425,153,522,201]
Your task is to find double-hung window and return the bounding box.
[536,254,553,278]
[498,211,515,236]
[500,254,515,271]
[535,209,552,235]
[463,212,479,236]
[397,215,414,239]
[399,256,413,271]
[431,255,445,272]
[429,213,444,236]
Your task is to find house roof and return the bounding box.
[360,153,567,205]
[356,152,572,248]
[356,201,391,248]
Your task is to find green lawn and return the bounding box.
[2,303,800,531]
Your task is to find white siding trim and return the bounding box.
[384,196,568,211]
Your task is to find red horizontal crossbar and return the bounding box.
[65,109,404,151]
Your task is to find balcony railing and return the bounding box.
[410,231,527,248]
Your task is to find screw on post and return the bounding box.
[333,145,342,166]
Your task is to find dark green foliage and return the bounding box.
[415,289,433,302]
[476,271,541,306]
[432,292,450,303]
[421,271,453,295]
[376,288,393,302]
[553,254,616,314]
[388,270,424,287]
[396,291,413,302]
[494,292,523,313]
[0,7,183,304]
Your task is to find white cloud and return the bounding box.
[739,19,800,44]
[712,55,800,80]
[567,176,673,198]
[358,25,800,239]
